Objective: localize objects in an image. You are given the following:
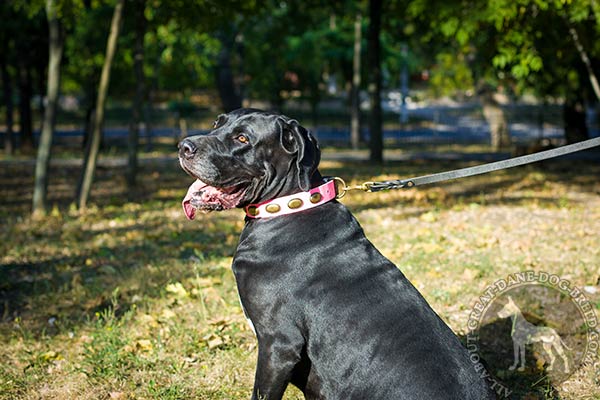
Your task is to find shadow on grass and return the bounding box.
[0,214,239,334]
[1,155,598,338]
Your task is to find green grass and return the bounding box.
[1,152,599,399]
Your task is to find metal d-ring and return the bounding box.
[332,177,348,199]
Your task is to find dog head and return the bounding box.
[178,108,321,219]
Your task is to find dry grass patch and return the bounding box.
[1,155,599,399]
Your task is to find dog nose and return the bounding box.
[178,139,197,159]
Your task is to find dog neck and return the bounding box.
[244,179,337,219]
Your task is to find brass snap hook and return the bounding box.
[331,177,375,199]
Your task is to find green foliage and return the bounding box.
[240,1,328,104]
[57,0,225,103]
[406,0,600,101]
[82,305,135,381]
[62,2,114,95]
[429,52,475,97]
[5,0,600,116]
[150,20,220,92]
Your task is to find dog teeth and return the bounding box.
[189,197,224,212]
[189,198,202,208]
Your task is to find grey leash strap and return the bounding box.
[361,136,600,192]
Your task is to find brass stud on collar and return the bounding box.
[310,193,322,204]
[266,204,281,213]
[247,206,259,216]
[288,198,303,209]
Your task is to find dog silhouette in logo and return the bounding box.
[496,296,571,373]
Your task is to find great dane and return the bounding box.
[178,108,495,400]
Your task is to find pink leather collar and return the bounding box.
[244,180,337,219]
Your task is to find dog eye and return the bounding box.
[236,134,250,144]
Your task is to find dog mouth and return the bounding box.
[182,178,246,220]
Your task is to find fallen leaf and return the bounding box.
[462,268,478,281]
[204,334,224,350]
[583,286,598,294]
[183,355,199,364]
[159,308,177,322]
[41,351,61,362]
[208,317,232,329]
[135,339,153,352]
[165,282,189,299]
[137,313,159,328]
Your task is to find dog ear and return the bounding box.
[279,118,321,191]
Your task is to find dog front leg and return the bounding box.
[252,335,303,400]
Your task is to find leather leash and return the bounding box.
[334,136,600,197]
[243,137,600,218]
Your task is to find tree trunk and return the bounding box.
[144,85,154,151]
[480,88,510,150]
[142,39,156,151]
[146,41,163,152]
[77,0,124,210]
[350,13,362,150]
[36,59,47,126]
[1,54,15,155]
[215,31,242,112]
[18,63,34,152]
[82,102,94,148]
[563,96,589,144]
[32,0,63,215]
[567,24,600,102]
[482,104,509,150]
[368,0,383,163]
[127,0,146,188]
[564,23,594,143]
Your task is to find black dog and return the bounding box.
[178,109,495,400]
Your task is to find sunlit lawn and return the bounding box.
[1,150,599,399]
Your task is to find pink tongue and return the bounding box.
[182,179,208,220]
